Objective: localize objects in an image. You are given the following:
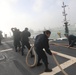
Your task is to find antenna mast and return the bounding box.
[62,2,69,35]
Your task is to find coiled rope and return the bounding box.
[26,45,37,68]
[26,45,68,75]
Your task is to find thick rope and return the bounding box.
[26,46,37,68]
[52,54,68,75]
[26,45,68,75]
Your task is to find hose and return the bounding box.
[26,45,68,75]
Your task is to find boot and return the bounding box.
[45,64,52,72]
[37,62,42,66]
[45,68,52,72]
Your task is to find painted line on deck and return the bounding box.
[40,59,76,75]
[40,50,76,75]
[0,48,13,53]
[2,40,13,43]
[51,50,76,60]
[51,43,76,50]
[0,54,6,61]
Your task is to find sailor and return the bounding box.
[11,28,21,52]
[34,30,53,72]
[21,28,34,57]
[64,34,76,47]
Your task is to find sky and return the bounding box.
[0,0,76,36]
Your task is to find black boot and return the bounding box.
[30,51,34,58]
[45,64,52,72]
[31,54,34,58]
[22,51,24,56]
[22,53,24,56]
[37,62,42,66]
[15,48,17,52]
[45,68,52,72]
